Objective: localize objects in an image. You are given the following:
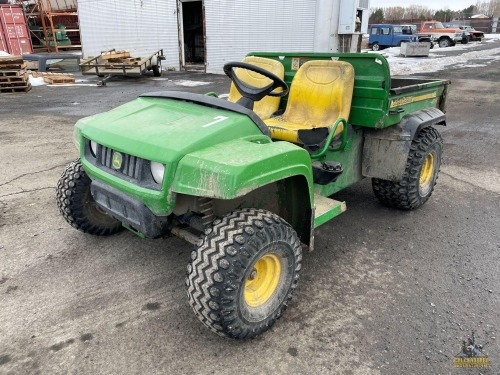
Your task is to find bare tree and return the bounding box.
[405,4,432,20]
[475,0,500,17]
[384,6,405,21]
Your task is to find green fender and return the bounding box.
[171,137,314,206]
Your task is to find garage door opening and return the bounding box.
[179,0,205,71]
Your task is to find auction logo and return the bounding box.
[453,331,489,369]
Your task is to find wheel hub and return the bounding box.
[244,253,281,308]
[419,152,435,193]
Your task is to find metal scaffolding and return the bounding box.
[16,0,80,53]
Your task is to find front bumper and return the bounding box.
[91,180,169,238]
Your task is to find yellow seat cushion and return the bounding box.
[265,60,355,144]
[228,56,285,120]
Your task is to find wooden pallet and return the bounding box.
[0,84,32,94]
[43,76,76,84]
[0,80,30,88]
[0,72,29,82]
[0,62,27,70]
[0,69,27,77]
[0,56,23,64]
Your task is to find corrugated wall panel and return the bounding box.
[78,0,179,69]
[204,0,317,73]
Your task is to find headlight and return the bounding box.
[150,162,165,184]
[89,140,98,157]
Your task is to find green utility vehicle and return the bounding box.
[57,52,449,339]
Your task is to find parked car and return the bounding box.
[369,24,434,51]
[459,25,484,41]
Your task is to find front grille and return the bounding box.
[99,145,141,180]
[84,138,161,190]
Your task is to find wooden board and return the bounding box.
[101,50,130,60]
[32,72,75,78]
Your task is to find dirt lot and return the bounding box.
[1,42,500,375]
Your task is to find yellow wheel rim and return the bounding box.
[419,152,435,192]
[244,253,282,308]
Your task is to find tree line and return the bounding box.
[370,1,500,23]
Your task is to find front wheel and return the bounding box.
[372,127,443,210]
[186,208,302,339]
[56,159,123,235]
[439,38,451,48]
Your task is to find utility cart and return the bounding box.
[57,52,450,339]
[79,49,165,86]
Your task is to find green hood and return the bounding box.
[77,96,264,163]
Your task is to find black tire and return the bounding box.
[56,159,123,235]
[186,208,302,339]
[439,38,451,48]
[152,63,162,77]
[371,42,380,51]
[372,127,443,210]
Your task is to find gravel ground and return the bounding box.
[1,40,499,374]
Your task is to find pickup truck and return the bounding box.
[369,24,434,51]
[57,51,450,339]
[420,21,465,47]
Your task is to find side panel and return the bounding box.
[362,108,446,181]
[172,139,314,205]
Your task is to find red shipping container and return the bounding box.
[0,4,32,55]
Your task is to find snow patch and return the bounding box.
[173,80,211,87]
[368,43,500,75]
[29,76,47,87]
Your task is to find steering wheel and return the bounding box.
[223,62,289,110]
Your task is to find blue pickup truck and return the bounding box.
[368,24,434,51]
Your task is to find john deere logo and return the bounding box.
[112,151,123,170]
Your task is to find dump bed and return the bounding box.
[249,52,450,129]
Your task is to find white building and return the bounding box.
[77,0,369,73]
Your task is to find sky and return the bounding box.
[371,1,477,11]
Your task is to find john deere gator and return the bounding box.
[57,52,449,339]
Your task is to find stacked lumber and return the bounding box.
[101,49,141,68]
[32,72,76,85]
[0,56,31,94]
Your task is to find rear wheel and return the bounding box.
[371,42,380,51]
[372,127,443,210]
[56,159,123,235]
[186,208,302,339]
